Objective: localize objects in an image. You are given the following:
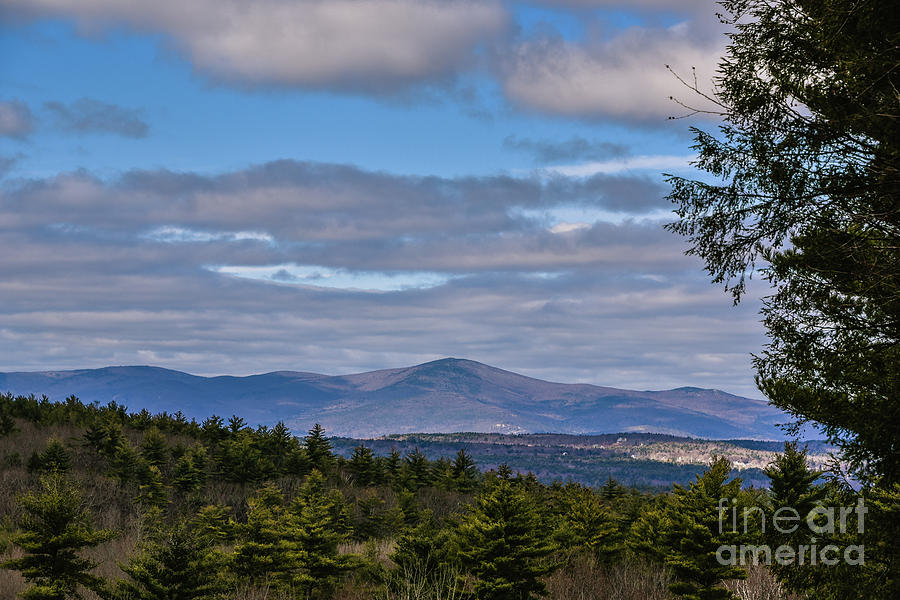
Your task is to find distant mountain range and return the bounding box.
[0,358,789,439]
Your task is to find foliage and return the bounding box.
[2,473,114,600]
[106,513,228,600]
[630,458,748,599]
[455,478,557,600]
[666,0,900,485]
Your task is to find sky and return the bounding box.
[0,0,771,398]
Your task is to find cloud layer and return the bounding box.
[0,160,764,395]
[1,0,726,120]
[0,100,33,138]
[498,20,723,121]
[44,98,149,138]
[2,0,509,93]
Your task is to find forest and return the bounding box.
[1,392,897,600]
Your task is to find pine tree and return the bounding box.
[109,516,227,600]
[140,427,169,469]
[232,483,301,588]
[226,415,246,436]
[100,422,126,458]
[384,448,402,487]
[2,474,114,600]
[634,457,747,600]
[82,422,106,453]
[552,484,622,564]
[455,479,556,600]
[0,406,17,437]
[763,444,856,597]
[192,505,235,545]
[265,421,294,473]
[289,470,353,597]
[108,440,142,483]
[347,444,379,487]
[450,448,479,493]
[136,465,169,510]
[403,447,432,491]
[304,423,333,474]
[600,475,624,501]
[172,445,207,494]
[27,437,72,475]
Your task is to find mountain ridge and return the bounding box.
[0,358,787,439]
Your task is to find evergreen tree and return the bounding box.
[108,440,142,483]
[665,0,900,485]
[226,416,246,436]
[192,505,235,545]
[81,422,106,453]
[403,447,432,491]
[108,517,227,600]
[450,448,479,493]
[0,407,17,437]
[100,422,126,458]
[200,415,226,445]
[172,445,207,494]
[136,465,169,510]
[265,421,294,469]
[600,475,624,501]
[140,427,169,469]
[27,437,72,475]
[762,443,826,593]
[347,444,379,487]
[2,474,114,600]
[304,423,333,474]
[552,484,622,564]
[384,448,402,487]
[289,470,353,597]
[455,479,556,600]
[231,483,298,586]
[216,430,274,484]
[631,457,747,600]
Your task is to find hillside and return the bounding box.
[0,358,789,439]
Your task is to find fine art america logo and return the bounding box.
[716,498,867,566]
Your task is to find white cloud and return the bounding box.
[499,19,724,121]
[542,154,695,177]
[211,264,455,292]
[2,0,508,92]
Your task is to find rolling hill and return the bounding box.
[0,358,789,439]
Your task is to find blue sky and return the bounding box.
[0,0,769,397]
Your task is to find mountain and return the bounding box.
[0,358,788,439]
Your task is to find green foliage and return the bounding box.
[172,445,207,494]
[455,478,557,600]
[600,475,624,500]
[231,483,296,586]
[289,470,353,597]
[107,515,227,600]
[403,447,433,492]
[135,465,168,510]
[191,505,235,545]
[347,444,379,487]
[304,423,334,474]
[450,448,479,493]
[630,457,747,599]
[550,483,622,564]
[139,427,169,469]
[665,0,900,485]
[2,474,114,600]
[216,430,275,484]
[107,440,143,483]
[27,437,72,475]
[352,491,404,540]
[0,405,17,437]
